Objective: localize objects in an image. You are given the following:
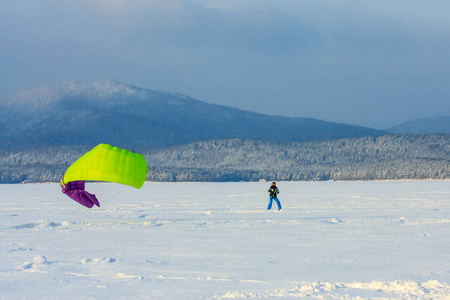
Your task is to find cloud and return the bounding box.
[1,0,449,128]
[70,0,323,55]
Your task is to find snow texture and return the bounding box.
[1,181,450,299]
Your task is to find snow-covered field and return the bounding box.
[1,181,450,299]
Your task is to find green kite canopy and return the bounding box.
[61,144,147,208]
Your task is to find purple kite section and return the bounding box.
[61,180,100,208]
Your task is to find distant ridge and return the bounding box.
[386,116,450,134]
[0,80,386,150]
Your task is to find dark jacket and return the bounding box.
[268,185,280,197]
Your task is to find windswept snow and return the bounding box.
[1,181,449,299]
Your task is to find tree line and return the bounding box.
[1,134,449,183]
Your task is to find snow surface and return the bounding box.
[1,181,450,299]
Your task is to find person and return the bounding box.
[267,182,282,211]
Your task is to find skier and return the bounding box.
[267,182,282,211]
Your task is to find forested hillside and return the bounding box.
[1,134,448,183]
[143,134,450,181]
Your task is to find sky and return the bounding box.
[1,0,450,129]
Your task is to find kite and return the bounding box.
[60,144,147,208]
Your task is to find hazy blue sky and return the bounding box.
[1,0,449,128]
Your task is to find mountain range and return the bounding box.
[1,80,448,151]
[1,81,448,183]
[0,81,386,150]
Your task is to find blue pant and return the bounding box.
[267,196,282,210]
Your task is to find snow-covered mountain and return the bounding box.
[0,81,386,150]
[386,116,450,134]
